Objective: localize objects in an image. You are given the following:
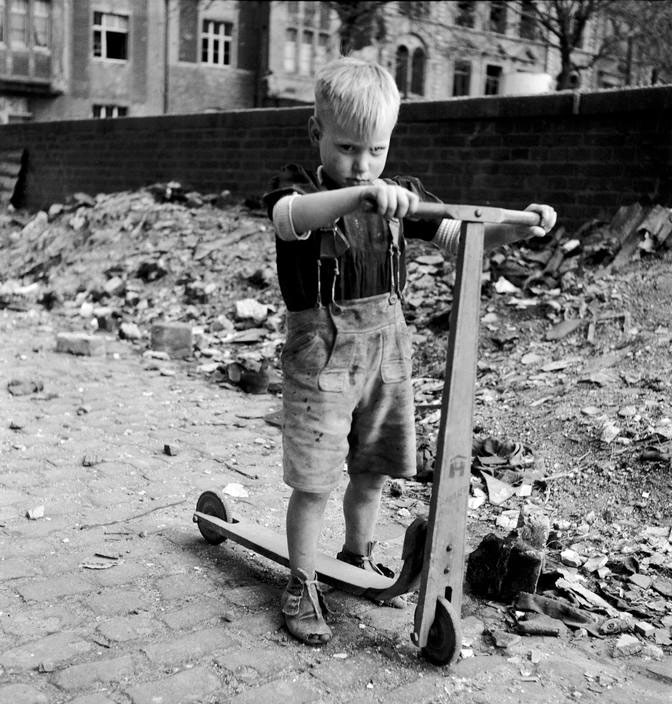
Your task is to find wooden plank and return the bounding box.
[413,220,485,647]
[194,511,426,601]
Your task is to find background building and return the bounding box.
[0,1,658,123]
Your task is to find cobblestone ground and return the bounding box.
[1,309,670,704]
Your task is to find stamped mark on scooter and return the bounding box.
[448,455,468,477]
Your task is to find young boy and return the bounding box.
[263,57,556,646]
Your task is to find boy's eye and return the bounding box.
[338,144,356,153]
[371,147,386,155]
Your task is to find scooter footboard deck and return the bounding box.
[194,511,425,600]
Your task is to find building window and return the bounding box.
[455,1,475,29]
[453,59,471,96]
[519,0,538,40]
[489,0,506,34]
[319,3,330,30]
[485,64,502,94]
[410,48,425,95]
[395,45,409,95]
[93,104,128,119]
[33,0,50,49]
[303,1,316,26]
[10,0,28,46]
[93,12,128,60]
[284,27,297,72]
[0,1,5,43]
[284,2,333,76]
[315,32,329,71]
[299,29,312,75]
[201,20,233,66]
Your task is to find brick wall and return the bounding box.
[1,85,671,230]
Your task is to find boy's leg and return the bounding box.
[341,473,407,608]
[286,488,330,573]
[342,472,386,555]
[283,488,333,645]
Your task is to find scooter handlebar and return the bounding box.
[412,202,540,227]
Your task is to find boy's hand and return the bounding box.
[360,181,419,220]
[523,203,557,238]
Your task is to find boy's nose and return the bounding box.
[353,155,368,177]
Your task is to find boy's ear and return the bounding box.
[308,116,321,145]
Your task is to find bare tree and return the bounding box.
[608,0,672,85]
[516,0,672,89]
[329,1,387,55]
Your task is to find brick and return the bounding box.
[156,572,216,600]
[87,561,147,587]
[1,558,41,579]
[96,614,157,642]
[0,684,49,704]
[15,574,94,601]
[150,322,193,359]
[53,654,136,691]
[0,631,92,670]
[56,332,106,357]
[228,678,318,704]
[309,655,381,692]
[85,588,154,616]
[214,646,293,682]
[224,584,277,608]
[125,664,221,704]
[142,626,237,667]
[68,696,117,704]
[160,597,227,630]
[1,604,85,640]
[364,676,445,704]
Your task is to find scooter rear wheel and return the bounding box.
[195,490,232,545]
[421,597,462,666]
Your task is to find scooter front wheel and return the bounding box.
[195,490,233,545]
[421,597,462,666]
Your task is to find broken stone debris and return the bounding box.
[7,378,44,395]
[150,321,193,359]
[56,332,106,357]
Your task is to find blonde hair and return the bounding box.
[314,57,400,138]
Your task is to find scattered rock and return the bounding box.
[26,505,45,520]
[612,633,642,657]
[56,332,106,356]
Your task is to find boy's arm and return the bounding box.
[272,182,420,240]
[483,203,556,251]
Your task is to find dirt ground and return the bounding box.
[1,193,670,700]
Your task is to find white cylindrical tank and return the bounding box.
[501,72,554,95]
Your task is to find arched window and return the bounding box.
[411,47,425,95]
[395,45,409,96]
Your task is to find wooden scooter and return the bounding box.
[194,203,540,665]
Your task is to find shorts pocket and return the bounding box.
[318,332,355,393]
[281,324,328,372]
[381,329,411,383]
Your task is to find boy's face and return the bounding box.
[310,112,395,188]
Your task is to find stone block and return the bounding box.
[56,332,106,356]
[150,322,193,359]
[467,506,550,601]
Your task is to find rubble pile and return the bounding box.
[0,185,284,387]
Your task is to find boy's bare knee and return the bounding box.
[291,488,331,507]
[347,473,386,493]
